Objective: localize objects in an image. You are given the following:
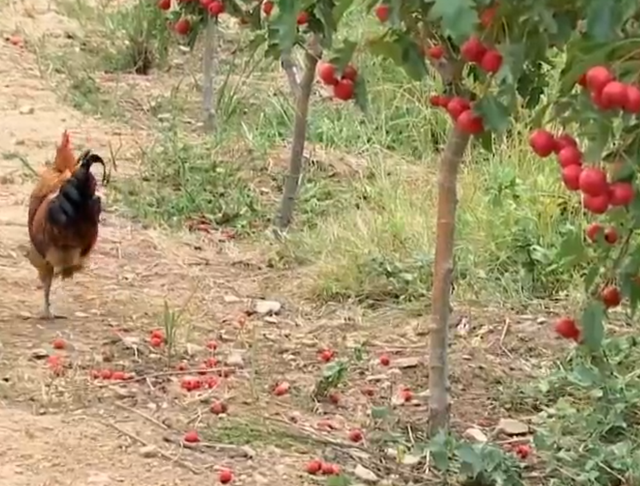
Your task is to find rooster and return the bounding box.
[26,131,107,319]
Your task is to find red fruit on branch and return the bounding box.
[600,81,628,109]
[480,4,498,28]
[561,164,582,191]
[585,66,613,93]
[554,133,578,153]
[174,18,191,35]
[375,4,389,22]
[609,181,634,207]
[427,45,444,60]
[583,193,610,214]
[317,62,338,85]
[158,0,171,10]
[460,36,487,63]
[333,79,354,100]
[601,285,621,308]
[529,129,556,157]
[342,64,358,82]
[296,11,309,25]
[479,49,503,73]
[208,0,224,17]
[429,94,449,107]
[262,0,273,15]
[456,110,484,134]
[557,146,582,168]
[604,227,618,244]
[446,97,470,120]
[624,85,640,113]
[578,167,608,197]
[585,222,604,242]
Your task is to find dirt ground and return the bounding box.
[0,0,569,484]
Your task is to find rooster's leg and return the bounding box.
[38,266,66,320]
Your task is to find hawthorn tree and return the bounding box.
[160,0,367,229]
[158,0,224,129]
[352,0,640,437]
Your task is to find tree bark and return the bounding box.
[281,51,301,99]
[275,37,320,231]
[427,126,471,437]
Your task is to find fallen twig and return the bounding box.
[100,420,203,474]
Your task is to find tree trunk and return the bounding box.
[202,18,218,131]
[281,51,301,99]
[275,38,320,231]
[427,126,471,436]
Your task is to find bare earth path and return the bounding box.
[0,1,272,484]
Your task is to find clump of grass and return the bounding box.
[284,127,586,307]
[113,128,268,233]
[57,0,171,74]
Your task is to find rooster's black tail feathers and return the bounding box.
[47,150,106,227]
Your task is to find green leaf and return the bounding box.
[581,300,606,352]
[627,191,640,228]
[428,431,450,472]
[477,131,493,154]
[314,0,336,47]
[353,74,369,114]
[456,444,483,477]
[584,264,601,293]
[585,0,617,42]
[399,38,428,81]
[367,34,402,65]
[474,95,511,134]
[332,0,354,25]
[556,227,587,266]
[429,0,477,43]
[327,475,351,486]
[269,0,298,53]
[619,251,640,316]
[370,406,390,419]
[568,364,600,387]
[328,39,357,72]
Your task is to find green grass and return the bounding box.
[30,0,589,309]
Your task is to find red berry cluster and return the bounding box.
[578,65,640,113]
[429,95,484,134]
[460,35,502,73]
[317,61,358,101]
[540,65,640,342]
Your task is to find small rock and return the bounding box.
[110,386,135,399]
[536,317,547,325]
[19,311,31,319]
[393,357,422,369]
[223,295,242,303]
[385,448,421,465]
[87,472,112,485]
[463,427,488,443]
[74,311,90,318]
[496,418,529,436]
[253,299,282,316]
[263,316,278,324]
[139,445,157,458]
[121,336,141,349]
[186,343,205,355]
[19,106,34,115]
[401,454,421,465]
[354,464,378,483]
[238,445,256,458]
[226,351,244,367]
[30,348,49,359]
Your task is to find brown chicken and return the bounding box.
[26,131,107,319]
